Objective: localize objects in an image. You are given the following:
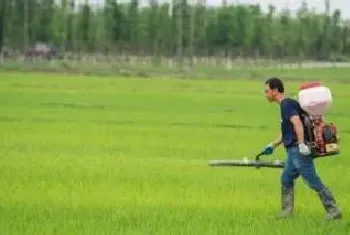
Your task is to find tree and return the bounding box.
[0,0,349,62]
[0,0,6,53]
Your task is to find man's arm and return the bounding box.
[281,100,305,144]
[290,115,304,144]
[271,133,282,148]
[290,114,311,155]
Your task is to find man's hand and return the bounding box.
[263,143,274,155]
[298,143,311,156]
[263,134,282,155]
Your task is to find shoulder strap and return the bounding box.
[292,99,308,117]
[295,101,315,143]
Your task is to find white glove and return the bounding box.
[298,143,311,156]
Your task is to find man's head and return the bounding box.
[264,77,284,103]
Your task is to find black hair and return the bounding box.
[265,77,284,93]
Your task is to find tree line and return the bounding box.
[0,0,349,61]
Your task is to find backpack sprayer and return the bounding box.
[208,81,339,169]
[298,82,340,158]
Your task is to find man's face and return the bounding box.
[264,84,277,102]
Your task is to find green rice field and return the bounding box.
[0,70,349,234]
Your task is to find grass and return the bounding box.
[0,71,349,234]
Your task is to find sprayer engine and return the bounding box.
[303,115,340,157]
[298,82,340,158]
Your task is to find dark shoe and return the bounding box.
[318,187,342,220]
[277,185,294,219]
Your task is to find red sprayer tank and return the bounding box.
[298,82,333,154]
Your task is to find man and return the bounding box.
[262,77,342,220]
